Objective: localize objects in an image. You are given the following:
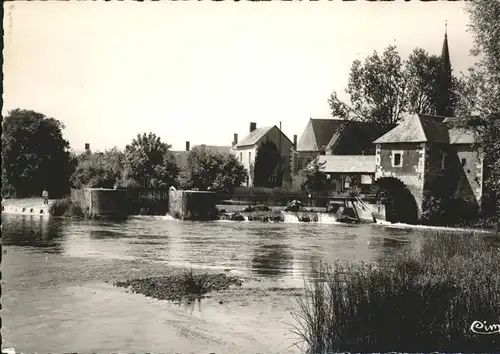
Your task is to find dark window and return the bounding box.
[393,153,402,167]
[461,158,467,167]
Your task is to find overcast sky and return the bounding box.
[3,1,476,152]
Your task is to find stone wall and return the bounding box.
[71,188,128,218]
[375,143,426,217]
[169,190,217,220]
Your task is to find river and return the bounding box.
[0,213,474,353]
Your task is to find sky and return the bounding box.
[3,1,477,153]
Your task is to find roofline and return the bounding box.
[234,125,293,148]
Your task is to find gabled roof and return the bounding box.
[296,118,345,152]
[235,126,274,148]
[311,155,376,174]
[373,113,449,144]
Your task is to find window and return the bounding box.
[441,152,447,170]
[248,151,251,162]
[392,151,403,167]
[239,152,242,162]
[461,158,467,167]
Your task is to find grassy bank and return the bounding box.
[292,232,500,352]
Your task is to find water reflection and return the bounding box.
[251,243,293,277]
[2,214,65,254]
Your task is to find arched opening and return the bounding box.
[372,177,419,224]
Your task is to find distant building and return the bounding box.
[231,122,293,187]
[171,141,233,171]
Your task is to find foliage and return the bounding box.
[292,232,500,353]
[300,158,327,193]
[49,197,84,217]
[124,133,179,189]
[455,1,500,216]
[2,109,73,198]
[70,148,126,188]
[181,148,246,193]
[253,140,282,187]
[328,46,458,126]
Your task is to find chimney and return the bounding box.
[233,133,238,146]
[185,141,190,151]
[250,122,257,133]
[84,143,90,151]
[293,135,297,148]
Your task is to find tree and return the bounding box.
[2,109,72,198]
[70,148,125,188]
[328,46,459,126]
[456,1,500,214]
[253,140,282,187]
[181,148,246,193]
[124,133,179,188]
[301,158,327,193]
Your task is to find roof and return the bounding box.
[235,126,274,148]
[296,118,345,152]
[373,114,450,144]
[311,155,376,174]
[325,121,395,154]
[448,128,475,144]
[192,145,232,154]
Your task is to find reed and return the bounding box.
[291,232,500,352]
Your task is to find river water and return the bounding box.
[0,213,478,353]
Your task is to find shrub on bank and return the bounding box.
[49,197,84,217]
[292,232,500,352]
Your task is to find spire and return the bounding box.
[436,22,453,117]
[441,21,451,75]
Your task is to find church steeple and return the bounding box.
[437,21,453,117]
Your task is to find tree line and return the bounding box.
[1,111,247,198]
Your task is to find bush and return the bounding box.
[292,232,500,352]
[49,197,84,217]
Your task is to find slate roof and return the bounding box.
[325,121,395,154]
[311,155,376,174]
[373,114,450,144]
[235,126,274,148]
[296,118,346,152]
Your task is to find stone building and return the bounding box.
[373,113,483,222]
[231,122,293,187]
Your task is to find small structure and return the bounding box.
[71,188,128,219]
[168,190,218,221]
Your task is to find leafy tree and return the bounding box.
[181,148,246,193]
[2,109,72,198]
[328,46,459,126]
[301,158,327,193]
[456,1,500,214]
[70,148,125,188]
[253,140,282,187]
[124,133,179,188]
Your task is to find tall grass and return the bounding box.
[291,232,500,352]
